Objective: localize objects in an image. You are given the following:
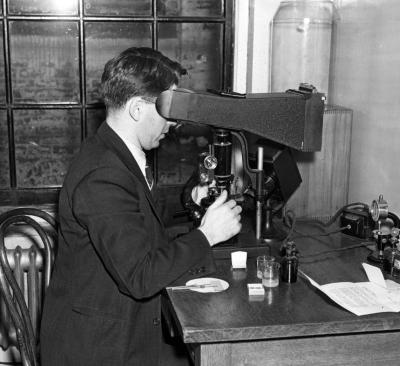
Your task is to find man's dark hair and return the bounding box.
[101,47,186,110]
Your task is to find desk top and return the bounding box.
[164,222,400,344]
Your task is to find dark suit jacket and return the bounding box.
[40,122,215,366]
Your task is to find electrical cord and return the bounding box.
[291,225,351,240]
[280,205,375,262]
[282,201,373,243]
[282,209,296,244]
[299,241,375,263]
[321,202,369,227]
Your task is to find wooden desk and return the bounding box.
[162,223,400,365]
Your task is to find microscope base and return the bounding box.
[261,226,287,245]
[212,217,286,259]
[367,252,390,273]
[367,252,383,264]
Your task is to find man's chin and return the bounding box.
[155,135,165,146]
[143,141,160,150]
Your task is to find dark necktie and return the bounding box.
[145,165,154,190]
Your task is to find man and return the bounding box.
[40,47,242,365]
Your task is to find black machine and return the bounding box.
[156,84,325,254]
[357,195,400,272]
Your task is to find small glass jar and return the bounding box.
[257,255,275,279]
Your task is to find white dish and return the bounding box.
[185,277,229,293]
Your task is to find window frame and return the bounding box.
[0,0,234,206]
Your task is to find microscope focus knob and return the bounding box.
[203,155,218,170]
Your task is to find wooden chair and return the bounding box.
[0,208,57,366]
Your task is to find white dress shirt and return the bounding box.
[116,134,152,189]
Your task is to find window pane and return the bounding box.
[0,24,5,104]
[157,124,212,185]
[14,109,81,188]
[84,0,151,16]
[86,22,152,103]
[10,21,80,103]
[0,110,9,188]
[158,23,223,91]
[157,0,223,17]
[8,0,78,15]
[86,109,106,138]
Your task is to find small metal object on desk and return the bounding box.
[167,284,218,291]
[281,241,299,283]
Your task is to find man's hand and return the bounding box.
[198,190,242,246]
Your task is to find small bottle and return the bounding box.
[391,243,400,278]
[281,241,299,283]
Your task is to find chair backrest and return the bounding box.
[0,208,57,366]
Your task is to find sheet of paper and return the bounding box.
[321,281,400,316]
[303,267,400,316]
[386,279,400,292]
[362,263,386,288]
[385,279,400,306]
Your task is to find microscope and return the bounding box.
[156,84,325,256]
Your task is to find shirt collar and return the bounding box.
[114,133,147,179]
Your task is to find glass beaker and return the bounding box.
[270,0,336,99]
[262,262,280,288]
[257,255,275,279]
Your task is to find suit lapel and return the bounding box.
[96,122,164,226]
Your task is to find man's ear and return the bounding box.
[128,98,142,122]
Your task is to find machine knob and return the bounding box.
[370,194,388,222]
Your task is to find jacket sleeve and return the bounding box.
[71,165,216,300]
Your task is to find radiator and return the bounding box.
[286,105,353,222]
[0,246,44,351]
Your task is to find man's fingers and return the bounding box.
[208,190,228,208]
[225,199,241,210]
